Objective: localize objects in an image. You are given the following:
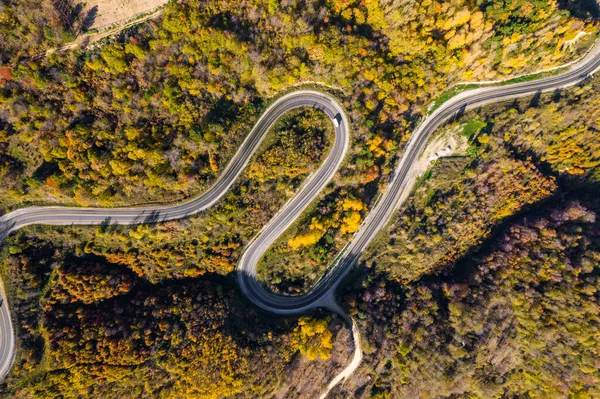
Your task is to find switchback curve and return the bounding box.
[0,90,350,380]
[0,41,599,386]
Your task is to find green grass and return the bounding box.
[413,169,433,192]
[462,119,487,139]
[430,84,479,113]
[499,66,568,85]
[466,145,479,158]
[429,65,569,114]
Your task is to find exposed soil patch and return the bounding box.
[78,0,168,31]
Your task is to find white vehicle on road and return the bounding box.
[0,41,599,395]
[332,113,341,128]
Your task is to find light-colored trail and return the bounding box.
[319,311,362,399]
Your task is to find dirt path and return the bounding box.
[30,1,167,61]
[319,314,362,399]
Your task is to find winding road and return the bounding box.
[0,42,599,385]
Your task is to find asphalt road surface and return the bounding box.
[0,42,599,380]
[0,90,349,380]
[238,43,600,314]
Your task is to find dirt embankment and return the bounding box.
[270,315,354,398]
[78,0,168,32]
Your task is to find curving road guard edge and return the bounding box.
[1,41,600,380]
[0,90,350,380]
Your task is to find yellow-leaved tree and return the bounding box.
[292,316,334,361]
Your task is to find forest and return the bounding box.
[365,73,600,283]
[0,108,342,397]
[0,0,595,213]
[0,0,599,397]
[0,0,77,64]
[332,71,600,398]
[338,197,600,398]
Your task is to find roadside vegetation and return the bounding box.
[0,107,341,396]
[340,197,600,398]
[0,0,595,214]
[364,74,600,283]
[0,0,599,397]
[0,0,77,64]
[334,71,600,398]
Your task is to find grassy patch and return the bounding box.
[466,145,479,158]
[430,84,479,113]
[462,119,487,139]
[429,66,569,115]
[499,66,568,85]
[413,169,433,191]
